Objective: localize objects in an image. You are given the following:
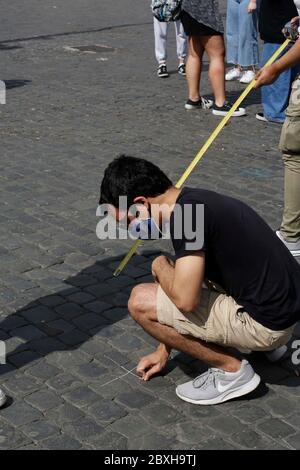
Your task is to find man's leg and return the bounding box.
[281,152,300,243]
[279,77,300,246]
[128,283,241,372]
[128,283,260,405]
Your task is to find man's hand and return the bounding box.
[136,346,170,381]
[247,1,257,13]
[291,16,300,27]
[253,64,280,89]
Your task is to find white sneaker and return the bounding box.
[185,97,213,110]
[225,67,242,81]
[240,70,256,84]
[176,360,260,405]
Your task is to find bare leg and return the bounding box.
[186,35,204,101]
[128,284,241,373]
[202,35,226,107]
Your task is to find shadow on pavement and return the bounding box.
[0,251,299,401]
[4,79,31,89]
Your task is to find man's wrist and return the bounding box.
[272,61,284,76]
[152,255,169,279]
[157,343,171,358]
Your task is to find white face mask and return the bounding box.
[128,217,162,240]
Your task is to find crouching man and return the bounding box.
[99,155,300,405]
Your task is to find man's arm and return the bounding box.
[254,39,300,88]
[136,254,204,381]
[152,253,205,313]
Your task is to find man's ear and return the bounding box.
[130,197,150,219]
[133,196,148,207]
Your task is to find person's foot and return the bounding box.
[0,388,7,408]
[157,64,169,78]
[178,63,186,76]
[276,230,300,257]
[240,70,256,84]
[212,101,246,117]
[176,359,260,405]
[225,67,242,81]
[256,112,269,122]
[185,97,213,110]
[256,113,284,124]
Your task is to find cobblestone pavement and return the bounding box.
[0,0,299,450]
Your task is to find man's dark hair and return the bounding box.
[99,155,173,207]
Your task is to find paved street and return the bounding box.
[0,0,299,450]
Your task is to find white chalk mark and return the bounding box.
[99,365,141,388]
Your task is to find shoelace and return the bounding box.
[193,369,219,390]
[201,97,212,109]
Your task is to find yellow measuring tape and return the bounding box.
[114,38,290,277]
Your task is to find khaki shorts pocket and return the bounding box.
[279,117,300,154]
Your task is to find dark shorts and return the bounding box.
[180,10,223,37]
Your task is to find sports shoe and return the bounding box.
[225,67,242,81]
[185,97,213,110]
[240,70,256,84]
[176,359,260,405]
[157,64,169,78]
[265,345,288,362]
[256,113,284,124]
[0,388,7,408]
[256,112,269,122]
[276,230,300,257]
[178,64,186,76]
[212,101,246,117]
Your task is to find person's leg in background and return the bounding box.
[281,151,300,248]
[225,0,242,81]
[154,17,169,77]
[238,0,259,83]
[278,76,300,255]
[202,34,226,107]
[185,33,246,116]
[174,19,188,75]
[185,35,206,102]
[259,42,298,122]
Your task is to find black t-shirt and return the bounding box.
[170,188,300,331]
[259,0,297,44]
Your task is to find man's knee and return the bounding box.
[128,284,157,323]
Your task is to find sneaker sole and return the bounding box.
[276,231,300,256]
[157,74,169,78]
[212,109,246,117]
[175,373,261,405]
[185,102,213,110]
[256,113,268,122]
[185,104,201,110]
[225,77,241,81]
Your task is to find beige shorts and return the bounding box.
[157,285,295,351]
